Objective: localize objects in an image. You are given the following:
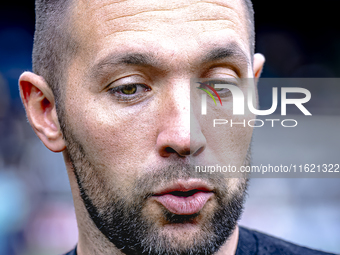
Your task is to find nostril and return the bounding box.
[162,146,191,157]
[193,146,205,156]
[165,147,176,153]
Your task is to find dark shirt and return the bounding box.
[63,246,77,255]
[235,227,336,255]
[63,227,337,255]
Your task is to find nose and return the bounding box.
[156,81,206,158]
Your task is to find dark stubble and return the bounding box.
[61,119,249,255]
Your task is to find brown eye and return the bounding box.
[109,83,152,103]
[199,80,235,98]
[213,85,224,91]
[121,85,137,95]
[209,82,223,91]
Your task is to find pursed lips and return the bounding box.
[152,179,214,215]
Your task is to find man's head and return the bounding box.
[19,0,265,254]
[32,0,255,106]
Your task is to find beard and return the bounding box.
[61,116,249,255]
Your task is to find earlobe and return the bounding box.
[253,53,265,79]
[19,71,66,152]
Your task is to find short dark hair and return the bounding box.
[243,0,255,56]
[32,0,254,103]
[32,0,77,105]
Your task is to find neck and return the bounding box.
[64,155,125,255]
[215,225,239,255]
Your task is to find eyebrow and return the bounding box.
[88,52,160,82]
[88,43,250,83]
[202,44,250,67]
[115,53,158,66]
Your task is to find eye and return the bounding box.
[210,83,224,91]
[121,85,137,95]
[108,83,151,103]
[198,80,237,98]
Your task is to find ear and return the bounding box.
[253,53,265,79]
[19,71,66,152]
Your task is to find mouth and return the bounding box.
[153,179,214,215]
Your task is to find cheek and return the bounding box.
[201,100,254,167]
[65,95,159,187]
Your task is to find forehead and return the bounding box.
[71,0,250,67]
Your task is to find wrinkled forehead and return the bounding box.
[71,0,250,63]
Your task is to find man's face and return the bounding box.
[62,0,254,254]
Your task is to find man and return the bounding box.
[18,0,335,254]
